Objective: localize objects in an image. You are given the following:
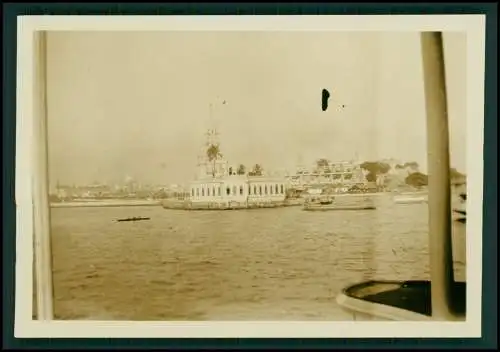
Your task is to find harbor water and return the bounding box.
[38,194,466,321]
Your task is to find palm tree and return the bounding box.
[206,144,222,177]
[250,164,263,176]
[316,158,330,173]
[237,164,246,175]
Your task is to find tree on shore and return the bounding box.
[360,161,391,182]
[316,158,331,173]
[248,164,263,176]
[206,144,223,177]
[405,172,428,188]
[237,164,246,175]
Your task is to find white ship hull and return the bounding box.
[393,195,428,204]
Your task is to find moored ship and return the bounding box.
[303,193,376,211]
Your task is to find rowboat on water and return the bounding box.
[116,217,151,222]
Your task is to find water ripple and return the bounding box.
[38,197,466,321]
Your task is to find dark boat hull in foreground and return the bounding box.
[336,280,466,321]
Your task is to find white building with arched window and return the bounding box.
[185,128,288,207]
[189,174,288,206]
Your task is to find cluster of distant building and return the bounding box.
[52,158,431,202]
[51,179,179,202]
[186,153,422,206]
[52,158,465,204]
[52,119,467,204]
[51,126,465,206]
[285,160,367,193]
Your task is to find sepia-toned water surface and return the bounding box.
[39,195,466,321]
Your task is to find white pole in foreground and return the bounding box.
[420,32,455,320]
[33,30,54,320]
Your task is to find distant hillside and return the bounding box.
[405,172,428,188]
[360,160,465,189]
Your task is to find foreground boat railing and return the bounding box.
[336,32,465,321]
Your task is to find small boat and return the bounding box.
[116,217,151,222]
[303,195,376,211]
[393,194,428,204]
[304,204,376,211]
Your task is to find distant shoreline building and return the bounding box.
[285,160,367,193]
[55,182,113,199]
[187,128,288,205]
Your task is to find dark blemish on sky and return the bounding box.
[322,89,330,111]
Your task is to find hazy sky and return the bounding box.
[46,31,466,187]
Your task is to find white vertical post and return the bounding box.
[33,30,54,320]
[420,32,455,320]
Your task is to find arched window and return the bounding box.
[191,188,194,196]
[254,185,257,194]
[207,187,211,196]
[240,186,243,195]
[259,185,262,195]
[264,185,268,195]
[280,184,284,194]
[218,187,221,196]
[213,187,215,196]
[202,188,205,196]
[226,187,231,195]
[248,185,252,194]
[270,185,273,194]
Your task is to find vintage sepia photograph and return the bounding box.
[17,15,486,338]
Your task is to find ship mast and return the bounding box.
[198,102,224,178]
